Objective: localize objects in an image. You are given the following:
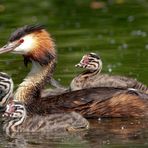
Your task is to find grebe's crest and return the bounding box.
[9,24,44,42]
[0,24,56,66]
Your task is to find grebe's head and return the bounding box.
[0,25,56,66]
[75,52,102,72]
[3,101,25,119]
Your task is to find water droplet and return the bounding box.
[58,78,61,82]
[116,62,122,66]
[109,39,116,44]
[98,118,101,121]
[108,68,112,73]
[137,30,142,36]
[131,30,147,37]
[142,32,147,37]
[122,43,128,49]
[145,44,148,50]
[127,16,135,22]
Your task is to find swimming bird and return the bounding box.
[0,72,13,108]
[0,24,148,118]
[3,101,89,134]
[70,53,148,93]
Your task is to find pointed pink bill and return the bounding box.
[0,42,21,54]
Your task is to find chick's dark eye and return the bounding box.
[19,39,24,43]
[14,106,17,111]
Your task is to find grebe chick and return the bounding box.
[70,53,148,93]
[3,101,89,134]
[0,72,13,107]
[0,25,148,118]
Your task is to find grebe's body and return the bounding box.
[3,102,89,134]
[0,25,148,118]
[28,87,148,118]
[70,53,148,94]
[0,72,13,107]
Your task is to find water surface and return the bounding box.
[0,0,148,147]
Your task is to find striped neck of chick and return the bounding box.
[3,102,26,134]
[70,53,102,90]
[0,72,13,107]
[0,25,57,103]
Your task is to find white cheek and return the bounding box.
[13,35,35,54]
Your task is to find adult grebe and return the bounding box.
[0,25,148,118]
[70,53,148,93]
[3,101,89,134]
[0,72,13,108]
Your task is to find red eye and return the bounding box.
[19,39,24,43]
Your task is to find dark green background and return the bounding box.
[0,0,147,88]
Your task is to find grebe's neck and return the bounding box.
[14,58,56,103]
[80,67,101,79]
[0,26,57,103]
[70,68,101,90]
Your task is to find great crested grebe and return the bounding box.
[3,101,89,134]
[70,53,148,93]
[0,72,13,108]
[0,24,148,118]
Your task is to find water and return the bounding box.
[0,0,148,147]
[0,118,148,147]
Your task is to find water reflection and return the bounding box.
[87,118,148,146]
[1,130,89,148]
[1,118,148,148]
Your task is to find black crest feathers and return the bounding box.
[9,24,44,42]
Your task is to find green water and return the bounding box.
[0,0,148,147]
